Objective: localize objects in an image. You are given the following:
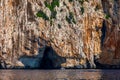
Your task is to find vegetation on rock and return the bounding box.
[36,10,49,20]
[80,7,84,15]
[105,14,110,19]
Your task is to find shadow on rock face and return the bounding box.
[18,46,66,69]
[0,62,2,69]
[18,46,45,69]
[0,59,7,69]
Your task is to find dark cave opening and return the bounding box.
[40,47,55,69]
[40,46,66,69]
[101,20,106,46]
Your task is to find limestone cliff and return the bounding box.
[0,0,119,69]
[99,0,120,66]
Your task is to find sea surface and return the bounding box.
[0,69,120,80]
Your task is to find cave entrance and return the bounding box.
[40,46,66,69]
[40,47,55,69]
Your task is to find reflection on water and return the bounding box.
[0,69,120,80]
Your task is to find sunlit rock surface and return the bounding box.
[0,0,119,69]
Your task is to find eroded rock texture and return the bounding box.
[99,0,120,65]
[0,0,104,68]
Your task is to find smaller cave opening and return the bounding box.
[101,20,106,46]
[0,62,2,69]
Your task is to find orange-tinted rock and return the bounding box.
[0,0,104,68]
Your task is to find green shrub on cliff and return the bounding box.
[36,0,60,24]
[36,10,49,20]
[44,0,59,19]
[105,14,110,19]
[80,7,84,14]
[44,0,59,11]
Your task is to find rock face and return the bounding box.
[0,0,119,69]
[99,0,120,65]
